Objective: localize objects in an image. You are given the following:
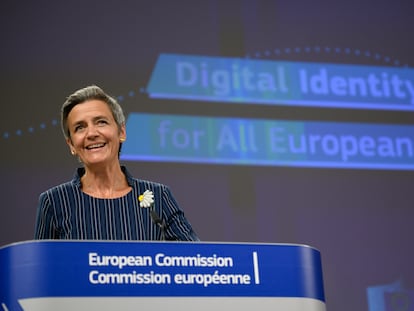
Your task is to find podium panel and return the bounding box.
[0,241,326,311]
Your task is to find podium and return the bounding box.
[0,241,326,311]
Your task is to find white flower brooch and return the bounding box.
[138,190,154,208]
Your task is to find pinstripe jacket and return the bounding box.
[34,166,199,241]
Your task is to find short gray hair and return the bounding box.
[61,85,125,139]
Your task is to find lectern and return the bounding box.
[0,241,326,311]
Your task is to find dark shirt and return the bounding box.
[34,166,199,241]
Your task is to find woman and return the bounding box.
[34,85,199,241]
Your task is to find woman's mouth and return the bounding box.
[85,143,106,150]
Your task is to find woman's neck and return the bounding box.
[81,164,131,198]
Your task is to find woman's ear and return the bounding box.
[66,138,76,155]
[119,124,126,142]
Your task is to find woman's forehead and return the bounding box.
[68,100,113,122]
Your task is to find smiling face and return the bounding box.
[66,100,126,169]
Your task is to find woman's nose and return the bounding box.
[86,124,99,137]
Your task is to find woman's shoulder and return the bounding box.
[41,168,83,195]
[40,180,78,197]
[130,177,167,190]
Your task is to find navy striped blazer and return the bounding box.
[34,166,199,241]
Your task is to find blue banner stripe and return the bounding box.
[147,54,414,111]
[121,113,414,171]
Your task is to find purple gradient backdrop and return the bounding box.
[1,1,414,310]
